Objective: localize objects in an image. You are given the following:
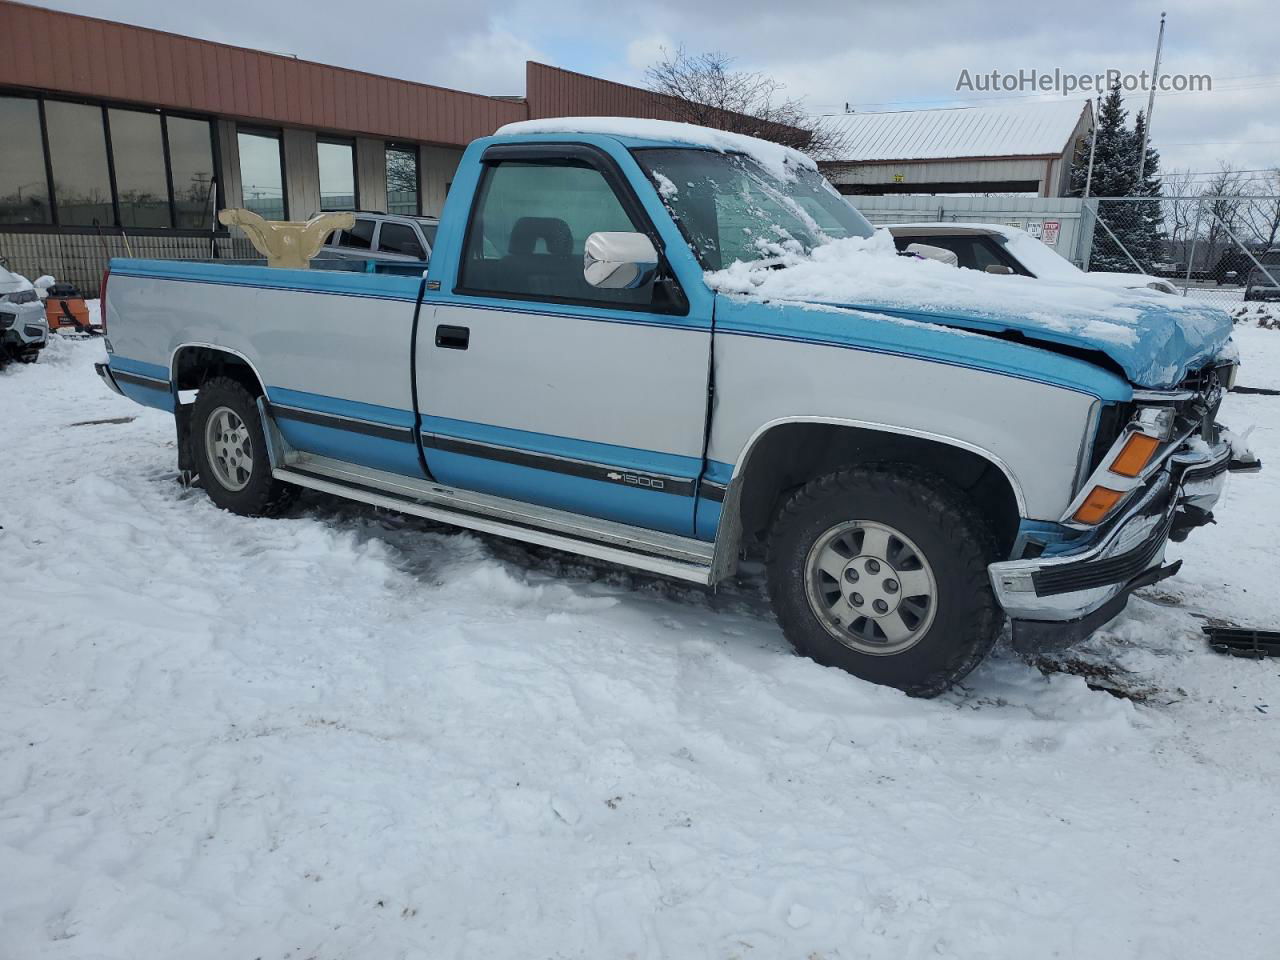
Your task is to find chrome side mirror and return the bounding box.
[584,231,658,289]
[905,242,959,267]
[984,264,1015,275]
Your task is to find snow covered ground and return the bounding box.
[3,326,1279,959]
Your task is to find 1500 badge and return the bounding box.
[605,471,666,490]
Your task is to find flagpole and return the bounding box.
[1083,94,1100,198]
[1136,11,1166,182]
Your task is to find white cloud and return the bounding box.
[626,33,674,72]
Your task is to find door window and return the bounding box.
[339,217,376,250]
[459,160,662,308]
[378,221,426,259]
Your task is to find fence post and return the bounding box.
[1079,198,1097,271]
[1182,200,1204,297]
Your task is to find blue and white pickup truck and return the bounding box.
[95,117,1255,696]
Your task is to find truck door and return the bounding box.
[415,143,712,538]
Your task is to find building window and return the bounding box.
[167,116,216,230]
[0,93,217,231]
[318,138,357,211]
[385,143,419,215]
[108,108,170,228]
[237,128,286,221]
[45,100,114,227]
[0,96,51,224]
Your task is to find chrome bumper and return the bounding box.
[989,436,1238,645]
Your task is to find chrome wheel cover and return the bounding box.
[803,520,938,656]
[204,406,254,492]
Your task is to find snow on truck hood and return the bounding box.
[706,231,1234,389]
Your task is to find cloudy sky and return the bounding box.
[32,0,1280,189]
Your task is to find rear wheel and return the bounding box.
[192,376,297,516]
[767,465,1002,697]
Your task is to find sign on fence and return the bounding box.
[1042,221,1061,246]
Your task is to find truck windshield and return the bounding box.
[633,148,874,270]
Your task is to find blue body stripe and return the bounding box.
[274,419,423,477]
[266,386,417,428]
[420,414,704,479]
[116,379,174,412]
[109,259,422,302]
[425,448,699,537]
[109,354,171,381]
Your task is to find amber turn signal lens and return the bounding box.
[1073,486,1124,525]
[1110,433,1160,478]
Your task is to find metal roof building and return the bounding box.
[820,100,1094,197]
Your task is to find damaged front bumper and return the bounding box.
[989,435,1250,650]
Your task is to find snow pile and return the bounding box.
[3,333,1280,958]
[496,116,816,181]
[707,228,1232,351]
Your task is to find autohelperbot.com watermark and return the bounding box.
[955,68,1211,96]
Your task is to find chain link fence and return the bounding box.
[1081,195,1280,324]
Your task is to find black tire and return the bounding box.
[191,376,297,516]
[767,465,1002,697]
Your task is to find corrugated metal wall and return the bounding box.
[826,157,1054,193]
[851,195,1091,266]
[0,0,526,146]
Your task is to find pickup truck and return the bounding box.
[95,117,1254,697]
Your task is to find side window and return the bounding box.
[967,239,1011,272]
[340,217,375,250]
[459,160,657,307]
[378,221,426,259]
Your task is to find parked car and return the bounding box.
[1243,249,1280,302]
[95,118,1253,697]
[886,223,1181,294]
[320,212,438,265]
[0,263,48,364]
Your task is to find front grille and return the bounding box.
[0,312,14,330]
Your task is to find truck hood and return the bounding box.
[809,289,1233,388]
[706,233,1235,389]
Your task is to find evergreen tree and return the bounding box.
[1070,82,1167,272]
[1126,110,1168,268]
[1070,82,1136,198]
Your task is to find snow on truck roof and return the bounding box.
[495,117,816,181]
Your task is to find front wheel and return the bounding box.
[191,376,297,516]
[767,466,1002,697]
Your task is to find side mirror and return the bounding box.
[984,264,1015,275]
[904,242,958,267]
[584,231,658,289]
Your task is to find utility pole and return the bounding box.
[1083,94,1100,198]
[1136,11,1166,183]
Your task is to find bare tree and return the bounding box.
[1202,163,1245,265]
[1237,167,1280,251]
[1162,168,1201,268]
[645,47,849,160]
